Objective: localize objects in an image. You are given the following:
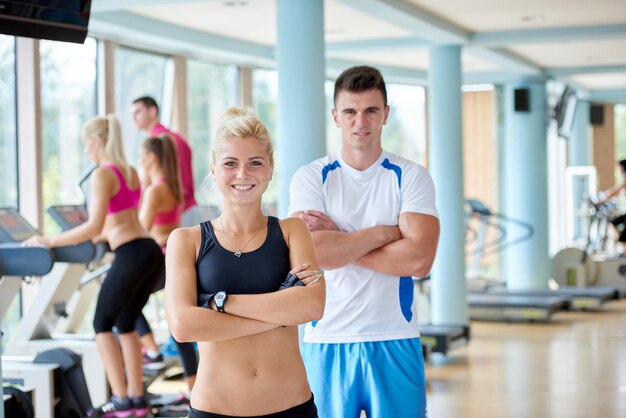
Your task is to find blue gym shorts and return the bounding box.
[301,338,427,418]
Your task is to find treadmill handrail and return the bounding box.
[52,241,96,264]
[465,205,534,257]
[0,244,55,276]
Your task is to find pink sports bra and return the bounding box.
[152,177,182,226]
[104,164,141,215]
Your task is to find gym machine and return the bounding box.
[0,207,110,405]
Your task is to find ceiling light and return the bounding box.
[223,0,247,6]
[521,14,545,23]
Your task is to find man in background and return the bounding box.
[132,96,204,227]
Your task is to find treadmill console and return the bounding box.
[0,207,98,263]
[47,205,88,231]
[47,204,110,259]
[466,199,491,216]
[0,207,39,243]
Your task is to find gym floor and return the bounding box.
[426,299,626,418]
[150,300,626,418]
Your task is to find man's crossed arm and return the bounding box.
[293,210,439,278]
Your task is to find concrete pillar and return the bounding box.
[503,83,550,289]
[428,46,468,324]
[276,0,326,216]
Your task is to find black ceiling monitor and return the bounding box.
[0,0,92,44]
[554,86,578,139]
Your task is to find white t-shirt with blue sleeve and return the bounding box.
[288,151,438,343]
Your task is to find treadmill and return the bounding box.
[0,207,110,406]
[486,286,621,311]
[419,324,470,356]
[1,242,61,417]
[468,293,571,321]
[465,199,572,322]
[414,276,471,356]
[47,205,175,401]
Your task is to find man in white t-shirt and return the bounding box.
[289,66,440,418]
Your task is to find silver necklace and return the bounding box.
[218,216,266,257]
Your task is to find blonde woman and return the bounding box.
[165,107,325,418]
[24,115,163,417]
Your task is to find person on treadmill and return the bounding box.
[600,159,626,250]
[135,134,199,405]
[165,107,325,418]
[24,114,163,418]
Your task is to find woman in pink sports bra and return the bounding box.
[135,135,199,399]
[24,114,164,418]
[139,135,183,247]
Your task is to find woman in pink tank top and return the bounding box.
[136,135,200,396]
[24,115,163,417]
[139,135,183,247]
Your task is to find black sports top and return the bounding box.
[196,216,291,295]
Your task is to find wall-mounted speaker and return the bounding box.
[590,104,604,125]
[514,88,530,112]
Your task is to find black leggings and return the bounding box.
[93,238,163,334]
[611,214,626,242]
[188,396,317,418]
[135,271,198,377]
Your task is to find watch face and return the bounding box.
[215,291,227,312]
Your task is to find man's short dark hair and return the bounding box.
[619,159,626,172]
[133,96,159,115]
[333,66,387,107]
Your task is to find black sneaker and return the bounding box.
[169,392,190,406]
[142,352,165,370]
[87,396,134,418]
[155,403,190,417]
[142,351,164,364]
[152,392,190,417]
[131,396,150,418]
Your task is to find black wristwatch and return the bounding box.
[214,291,228,313]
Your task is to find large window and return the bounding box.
[40,38,97,233]
[1,36,18,349]
[325,81,342,155]
[0,35,17,209]
[326,82,427,165]
[615,104,626,225]
[385,84,427,165]
[252,69,279,214]
[115,47,168,165]
[616,105,626,164]
[187,60,238,209]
